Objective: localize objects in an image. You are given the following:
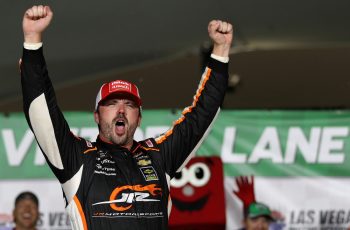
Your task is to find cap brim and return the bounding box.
[98,91,142,107]
[248,214,274,221]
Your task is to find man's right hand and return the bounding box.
[23,5,53,43]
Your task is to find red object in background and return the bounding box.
[234,175,256,209]
[169,156,225,230]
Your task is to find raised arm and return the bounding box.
[20,6,92,206]
[156,20,233,178]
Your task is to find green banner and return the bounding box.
[1,110,350,179]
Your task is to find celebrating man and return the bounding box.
[21,5,233,230]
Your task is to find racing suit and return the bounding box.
[20,46,228,230]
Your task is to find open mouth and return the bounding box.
[116,120,125,127]
[115,119,126,135]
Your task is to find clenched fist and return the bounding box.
[23,5,53,43]
[208,20,233,57]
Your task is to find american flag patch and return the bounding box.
[145,139,154,148]
[86,140,92,148]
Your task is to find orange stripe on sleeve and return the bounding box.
[141,146,160,151]
[83,147,97,154]
[73,196,88,230]
[156,68,212,144]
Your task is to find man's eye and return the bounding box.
[126,101,136,107]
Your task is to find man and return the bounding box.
[242,202,274,230]
[12,192,39,230]
[21,5,232,230]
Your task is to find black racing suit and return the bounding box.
[21,47,228,230]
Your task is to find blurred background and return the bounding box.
[1,0,350,111]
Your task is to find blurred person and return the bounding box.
[234,176,281,230]
[242,202,274,230]
[12,192,39,230]
[20,5,233,230]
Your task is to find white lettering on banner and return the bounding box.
[70,127,79,136]
[79,127,99,141]
[2,129,34,166]
[34,145,46,165]
[146,126,169,139]
[285,127,321,163]
[134,126,170,141]
[134,128,144,141]
[318,127,348,163]
[221,127,246,163]
[221,126,349,164]
[249,127,283,163]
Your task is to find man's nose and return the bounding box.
[116,102,125,114]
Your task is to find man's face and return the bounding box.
[13,199,39,229]
[94,95,141,149]
[244,216,271,230]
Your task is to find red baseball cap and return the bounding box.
[95,80,142,110]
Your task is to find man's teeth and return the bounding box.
[116,121,125,126]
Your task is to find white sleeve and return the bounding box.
[210,53,229,63]
[23,42,43,50]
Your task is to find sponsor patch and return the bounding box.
[133,153,150,161]
[98,150,108,158]
[137,159,152,166]
[140,166,159,181]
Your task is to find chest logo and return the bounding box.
[137,159,152,166]
[92,184,162,211]
[140,166,159,181]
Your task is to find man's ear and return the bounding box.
[94,111,100,125]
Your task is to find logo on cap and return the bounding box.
[109,80,132,93]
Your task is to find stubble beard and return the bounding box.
[100,118,137,147]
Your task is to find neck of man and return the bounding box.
[98,134,133,150]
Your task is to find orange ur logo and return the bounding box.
[109,184,162,211]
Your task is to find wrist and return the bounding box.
[212,44,230,57]
[24,33,42,43]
